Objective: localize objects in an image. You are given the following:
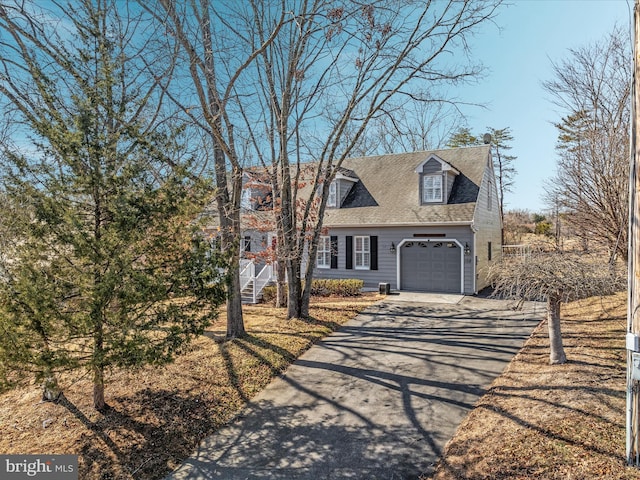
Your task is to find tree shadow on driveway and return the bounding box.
[167,298,543,480]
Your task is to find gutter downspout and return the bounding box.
[471,223,478,294]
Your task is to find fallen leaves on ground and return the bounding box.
[0,295,379,480]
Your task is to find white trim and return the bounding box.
[414,154,460,175]
[395,238,465,294]
[423,174,443,203]
[354,235,371,270]
[316,236,331,269]
[241,188,252,210]
[327,181,337,207]
[335,173,359,182]
[324,221,473,229]
[472,231,477,294]
[267,232,276,248]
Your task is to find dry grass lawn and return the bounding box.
[4,291,639,480]
[429,292,640,480]
[0,294,379,480]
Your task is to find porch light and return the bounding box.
[464,242,471,255]
[390,242,396,254]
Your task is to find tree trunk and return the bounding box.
[42,371,61,402]
[35,323,62,402]
[276,260,287,308]
[286,259,303,319]
[226,260,246,338]
[547,295,567,364]
[92,308,107,410]
[301,279,312,319]
[225,169,245,339]
[93,365,106,411]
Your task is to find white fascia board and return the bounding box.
[322,221,474,229]
[335,173,359,182]
[414,155,460,175]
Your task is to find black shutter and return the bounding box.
[330,236,338,269]
[370,236,378,270]
[346,236,353,269]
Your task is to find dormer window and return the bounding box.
[423,174,443,203]
[327,181,337,207]
[416,154,459,206]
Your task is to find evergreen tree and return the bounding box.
[487,127,517,222]
[447,126,517,241]
[0,0,227,410]
[446,127,480,147]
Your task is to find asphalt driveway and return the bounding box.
[165,293,544,480]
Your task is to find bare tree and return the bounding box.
[490,252,623,364]
[488,127,517,222]
[346,99,464,156]
[502,209,533,245]
[231,0,502,318]
[543,26,631,261]
[142,0,286,337]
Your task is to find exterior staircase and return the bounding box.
[240,259,276,304]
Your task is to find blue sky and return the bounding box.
[457,0,631,213]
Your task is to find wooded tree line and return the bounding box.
[544,25,631,261]
[488,25,630,367]
[0,0,503,409]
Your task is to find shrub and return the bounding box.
[311,278,364,297]
[259,279,364,304]
[261,285,277,303]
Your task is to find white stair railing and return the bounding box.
[240,259,255,292]
[253,264,273,301]
[238,261,278,304]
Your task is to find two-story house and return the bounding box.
[221,144,502,299]
[315,145,501,294]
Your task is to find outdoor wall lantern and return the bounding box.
[389,242,396,254]
[464,242,471,255]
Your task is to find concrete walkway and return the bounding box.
[166,294,544,480]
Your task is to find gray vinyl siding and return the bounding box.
[472,157,503,291]
[422,158,441,174]
[313,225,475,294]
[445,171,457,201]
[336,178,355,206]
[241,230,271,253]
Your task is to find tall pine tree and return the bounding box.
[447,126,517,242]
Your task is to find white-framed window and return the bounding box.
[423,174,443,203]
[241,235,251,253]
[317,236,331,268]
[241,188,252,210]
[354,235,370,270]
[327,181,337,207]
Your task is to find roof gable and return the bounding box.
[414,154,460,175]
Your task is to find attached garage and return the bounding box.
[399,240,463,293]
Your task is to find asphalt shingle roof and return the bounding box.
[323,145,490,226]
